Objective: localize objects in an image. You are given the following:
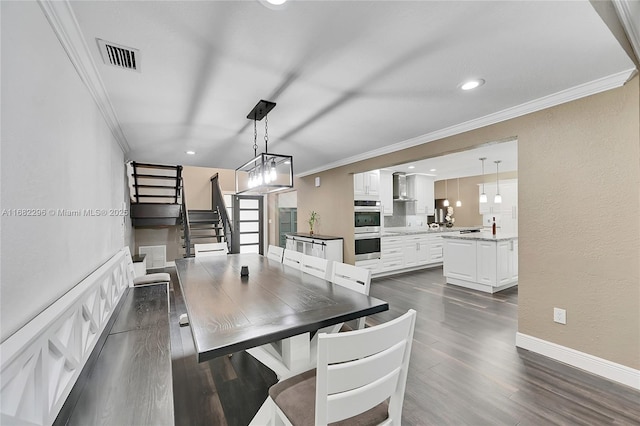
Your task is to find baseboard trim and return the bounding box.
[515,332,640,390]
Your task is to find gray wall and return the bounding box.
[1,2,131,342]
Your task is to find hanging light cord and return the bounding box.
[481,159,485,193]
[264,114,269,153]
[253,119,258,157]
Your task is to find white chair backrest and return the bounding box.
[194,242,228,257]
[315,309,417,425]
[301,254,331,280]
[282,249,303,269]
[331,262,371,295]
[267,245,285,262]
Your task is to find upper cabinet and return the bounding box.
[354,170,380,199]
[379,170,394,216]
[478,180,517,215]
[407,174,435,215]
[479,179,518,233]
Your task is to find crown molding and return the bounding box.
[297,68,635,177]
[37,0,130,154]
[613,0,640,65]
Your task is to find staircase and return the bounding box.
[128,162,183,227]
[182,209,226,256]
[126,161,233,257]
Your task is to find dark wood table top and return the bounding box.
[175,253,389,363]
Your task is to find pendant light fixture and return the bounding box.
[456,178,462,207]
[443,180,450,207]
[479,157,488,203]
[235,100,293,194]
[494,160,502,204]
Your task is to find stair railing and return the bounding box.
[210,174,233,254]
[181,176,192,257]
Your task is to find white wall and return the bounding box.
[0,2,130,342]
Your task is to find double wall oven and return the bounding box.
[354,200,381,261]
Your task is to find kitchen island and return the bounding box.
[442,232,518,293]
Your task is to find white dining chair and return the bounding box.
[267,245,285,262]
[282,249,303,269]
[331,262,372,330]
[301,254,331,280]
[194,242,228,257]
[268,309,417,426]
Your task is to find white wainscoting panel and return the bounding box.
[0,248,134,425]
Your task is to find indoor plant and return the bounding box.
[308,210,319,235]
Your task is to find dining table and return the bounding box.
[175,253,389,379]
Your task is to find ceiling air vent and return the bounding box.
[97,38,140,72]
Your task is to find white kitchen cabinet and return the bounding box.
[511,239,518,281]
[407,175,435,215]
[284,234,343,262]
[354,258,381,272]
[442,233,518,293]
[379,169,394,216]
[479,180,518,234]
[354,170,380,198]
[478,180,517,215]
[380,236,404,271]
[443,239,477,283]
[427,234,443,263]
[497,239,518,284]
[403,235,426,267]
[476,240,497,286]
[373,232,452,277]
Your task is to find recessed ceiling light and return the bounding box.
[260,0,288,8]
[185,150,196,155]
[460,79,485,91]
[430,168,437,172]
[408,166,415,169]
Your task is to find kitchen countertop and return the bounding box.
[381,227,482,237]
[286,233,343,240]
[441,231,518,241]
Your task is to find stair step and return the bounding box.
[189,222,221,226]
[137,194,177,198]
[189,235,224,240]
[182,233,223,239]
[134,184,179,189]
[133,162,181,171]
[133,174,178,180]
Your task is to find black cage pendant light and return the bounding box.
[235,100,293,194]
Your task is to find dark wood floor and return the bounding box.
[168,266,640,425]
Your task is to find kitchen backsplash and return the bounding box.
[384,201,407,227]
[384,201,431,229]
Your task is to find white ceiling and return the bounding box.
[68,0,637,177]
[385,139,518,181]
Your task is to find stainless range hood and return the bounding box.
[392,172,415,201]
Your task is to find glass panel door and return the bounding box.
[278,208,297,248]
[232,195,264,254]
